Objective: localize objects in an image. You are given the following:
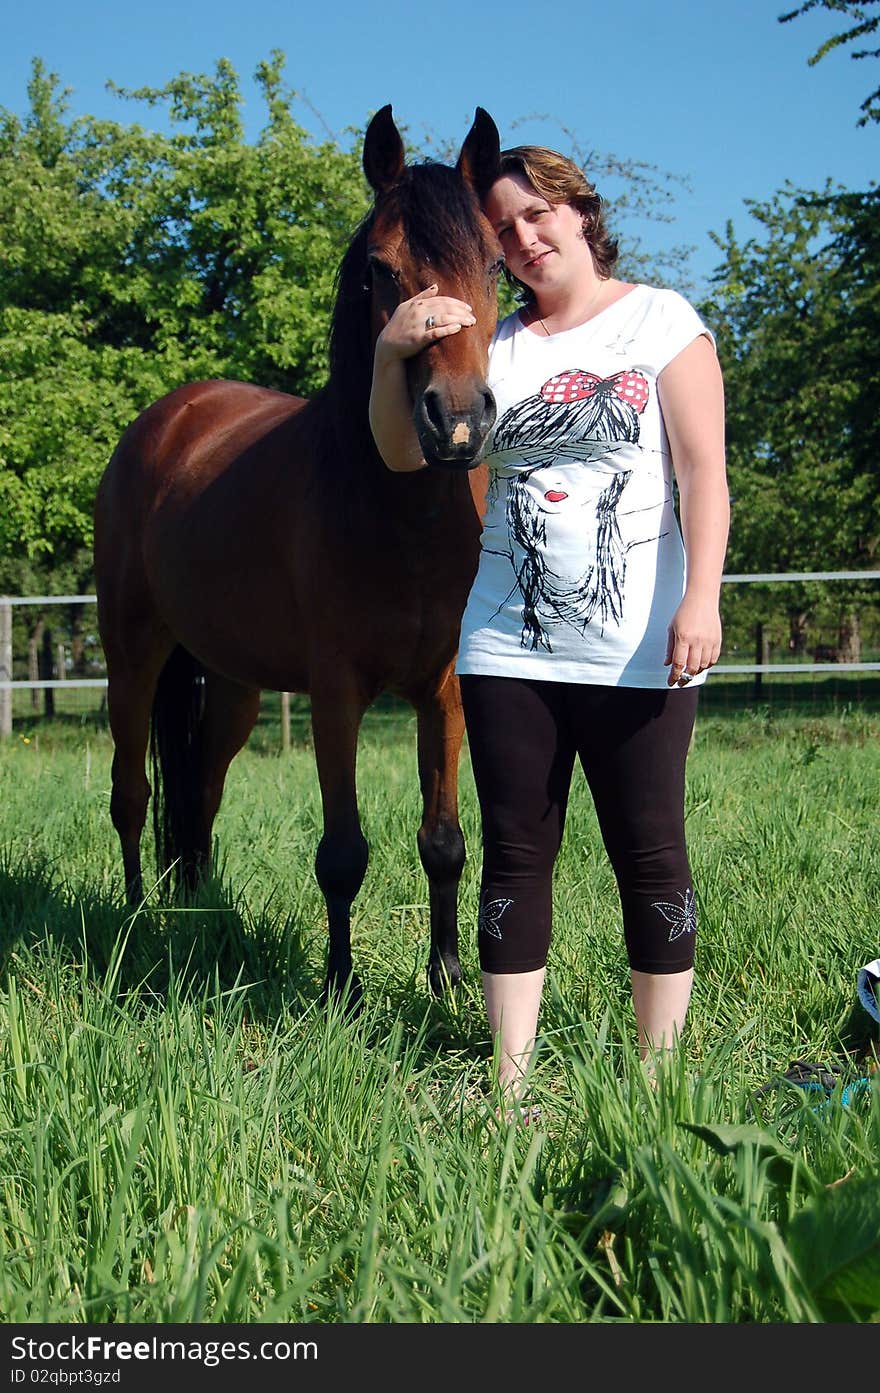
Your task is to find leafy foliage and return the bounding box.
[0,54,369,571]
[705,184,878,573]
[787,1176,880,1316]
[780,0,880,125]
[702,180,879,651]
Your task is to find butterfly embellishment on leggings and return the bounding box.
[651,888,697,942]
[478,896,514,940]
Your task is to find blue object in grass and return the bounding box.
[857,957,880,1024]
[750,1060,872,1116]
[783,1060,842,1092]
[840,1077,872,1108]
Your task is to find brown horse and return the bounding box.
[93,105,501,1007]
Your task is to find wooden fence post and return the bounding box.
[0,600,12,737]
[28,626,40,711]
[753,622,772,702]
[41,626,55,718]
[281,691,291,752]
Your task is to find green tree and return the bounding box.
[780,0,880,125]
[0,53,369,575]
[703,181,879,657]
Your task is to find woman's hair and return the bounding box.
[492,145,619,298]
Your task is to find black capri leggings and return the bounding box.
[459,675,699,976]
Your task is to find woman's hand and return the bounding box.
[376,284,477,362]
[370,284,476,473]
[665,593,722,687]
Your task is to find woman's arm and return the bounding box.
[369,284,477,473]
[657,333,730,687]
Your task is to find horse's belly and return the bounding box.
[148,560,310,692]
[142,467,477,698]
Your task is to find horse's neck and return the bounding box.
[312,379,487,532]
[310,383,380,478]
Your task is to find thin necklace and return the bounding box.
[534,282,606,337]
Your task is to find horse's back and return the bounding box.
[99,380,307,497]
[96,379,314,559]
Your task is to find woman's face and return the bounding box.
[484,172,592,297]
[525,462,606,518]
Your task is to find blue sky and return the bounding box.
[3,0,876,295]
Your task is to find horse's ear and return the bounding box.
[456,107,501,202]
[363,104,406,196]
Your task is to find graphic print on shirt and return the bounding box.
[484,368,663,652]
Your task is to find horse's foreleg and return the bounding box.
[416,672,467,996]
[310,675,369,1009]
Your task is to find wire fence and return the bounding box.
[2,574,880,737]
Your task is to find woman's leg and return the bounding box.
[459,675,574,1096]
[573,685,700,1060]
[630,966,694,1059]
[481,966,546,1096]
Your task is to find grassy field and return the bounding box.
[0,689,878,1323]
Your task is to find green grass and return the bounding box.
[0,694,878,1323]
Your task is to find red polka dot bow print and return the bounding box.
[540,370,649,413]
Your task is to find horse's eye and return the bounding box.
[489,258,505,280]
[367,258,400,288]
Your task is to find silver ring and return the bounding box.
[678,670,694,686]
[425,315,436,330]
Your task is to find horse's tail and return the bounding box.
[149,645,206,894]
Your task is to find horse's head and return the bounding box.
[362,105,501,470]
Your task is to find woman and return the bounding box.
[369,144,729,1111]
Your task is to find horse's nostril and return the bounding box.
[419,385,494,452]
[421,388,445,439]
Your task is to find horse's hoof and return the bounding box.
[321,972,364,1017]
[427,956,463,997]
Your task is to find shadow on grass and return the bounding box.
[375,968,492,1062]
[0,848,494,1071]
[0,851,322,1022]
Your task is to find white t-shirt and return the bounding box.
[456,283,715,688]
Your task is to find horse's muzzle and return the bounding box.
[415,385,496,471]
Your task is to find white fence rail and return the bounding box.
[716,571,880,680]
[0,595,104,736]
[1,595,98,604]
[721,571,878,583]
[2,575,880,735]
